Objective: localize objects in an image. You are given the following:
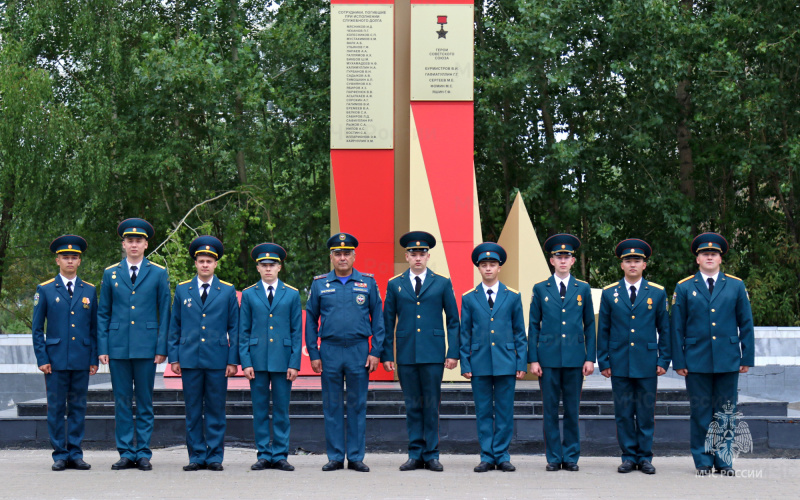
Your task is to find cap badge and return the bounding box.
[206,246,210,250]
[708,242,713,247]
[416,241,421,246]
[486,252,490,256]
[68,245,73,249]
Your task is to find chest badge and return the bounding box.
[356,294,366,305]
[545,296,549,302]
[56,297,60,303]
[326,283,330,288]
[83,297,91,309]
[577,294,582,306]
[647,297,653,310]
[614,298,618,303]
[692,291,697,297]
[115,282,119,287]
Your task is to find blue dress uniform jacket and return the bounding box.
[597,279,671,377]
[97,259,171,359]
[33,276,98,370]
[671,272,755,372]
[528,276,596,367]
[382,270,459,364]
[459,283,527,376]
[32,276,97,462]
[305,269,385,360]
[168,276,240,369]
[239,279,303,372]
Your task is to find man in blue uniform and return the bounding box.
[597,238,670,474]
[460,242,527,473]
[528,233,595,472]
[671,232,754,476]
[240,243,302,472]
[32,235,98,471]
[98,218,171,471]
[168,236,239,472]
[305,233,385,472]
[381,231,460,472]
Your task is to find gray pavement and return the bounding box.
[0,448,797,499]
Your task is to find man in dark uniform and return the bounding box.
[168,236,239,471]
[98,218,171,471]
[381,231,460,472]
[671,232,754,476]
[32,235,98,471]
[240,243,302,472]
[528,233,595,472]
[305,233,385,472]
[597,238,670,474]
[460,242,527,472]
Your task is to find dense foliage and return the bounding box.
[1,0,798,331]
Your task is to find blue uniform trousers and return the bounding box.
[250,371,293,462]
[398,363,445,461]
[109,358,156,460]
[471,374,516,465]
[540,367,583,464]
[611,376,657,464]
[320,342,369,462]
[685,371,739,469]
[45,369,90,461]
[181,368,228,465]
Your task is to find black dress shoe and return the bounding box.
[111,457,137,470]
[498,461,516,472]
[425,459,444,472]
[52,460,67,471]
[640,462,656,475]
[618,460,636,473]
[183,463,204,471]
[399,458,424,471]
[67,458,91,470]
[696,467,712,476]
[207,462,224,471]
[251,459,270,471]
[272,459,295,471]
[347,460,370,472]
[136,457,152,471]
[473,461,494,473]
[322,460,344,471]
[545,462,561,472]
[563,462,579,472]
[715,467,735,476]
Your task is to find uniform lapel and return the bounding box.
[70,277,86,311]
[492,282,509,313]
[270,280,286,310]
[401,270,416,299]
[693,272,711,302]
[632,281,649,310]
[418,270,435,298]
[133,259,151,290]
[474,284,491,315]
[545,276,562,303]
[253,282,271,310]
[119,261,133,290]
[564,275,579,303]
[710,274,727,303]
[188,278,203,309]
[202,276,221,309]
[54,275,71,304]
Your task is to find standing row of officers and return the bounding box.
[32,219,754,476]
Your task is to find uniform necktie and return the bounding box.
[707,277,714,295]
[66,281,73,298]
[130,265,138,285]
[487,289,494,308]
[629,285,636,305]
[560,281,566,298]
[201,283,209,304]
[414,276,422,295]
[268,285,274,305]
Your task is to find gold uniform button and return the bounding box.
[631,342,635,346]
[562,334,566,338]
[202,326,206,330]
[713,336,716,340]
[491,330,495,333]
[132,291,135,295]
[417,329,421,332]
[631,329,635,333]
[491,318,494,322]
[417,302,420,306]
[71,311,75,315]
[712,323,716,326]
[131,321,135,325]
[131,306,135,310]
[270,326,273,330]
[203,314,206,317]
[270,314,273,318]
[632,316,636,319]
[71,324,75,327]
[417,315,420,319]
[711,309,716,312]
[492,342,495,346]
[201,339,205,342]
[270,339,274,342]
[72,337,75,340]
[562,309,566,313]
[562,321,566,325]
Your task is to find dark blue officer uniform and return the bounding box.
[239,243,302,465]
[32,235,97,465]
[381,232,460,464]
[671,232,754,471]
[305,233,385,464]
[459,243,527,467]
[597,239,671,468]
[97,218,171,463]
[528,234,595,467]
[168,236,239,467]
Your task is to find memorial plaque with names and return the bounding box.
[331,4,394,149]
[410,4,473,101]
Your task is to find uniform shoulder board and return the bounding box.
[432,271,450,279]
[388,273,403,281]
[219,280,234,287]
[149,262,166,270]
[678,275,694,284]
[105,263,118,270]
[39,278,55,286]
[361,272,375,278]
[534,279,549,286]
[575,278,588,284]
[314,274,328,280]
[648,282,664,290]
[462,289,476,296]
[284,284,298,291]
[82,281,95,287]
[603,283,617,290]
[243,283,257,291]
[725,273,742,281]
[506,287,520,294]
[178,279,192,285]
